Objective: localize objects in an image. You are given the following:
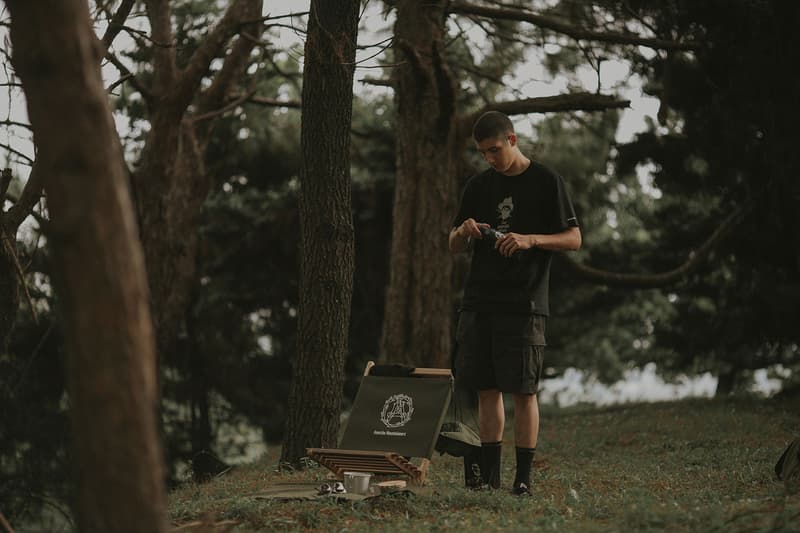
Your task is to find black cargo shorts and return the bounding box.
[454,311,546,394]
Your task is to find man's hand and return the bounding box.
[449,218,490,253]
[457,218,490,240]
[496,232,536,257]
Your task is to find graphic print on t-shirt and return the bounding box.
[496,196,513,233]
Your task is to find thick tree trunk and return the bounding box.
[6,1,167,531]
[133,0,263,362]
[380,0,459,368]
[133,119,206,359]
[281,0,360,465]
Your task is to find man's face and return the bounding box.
[475,134,516,173]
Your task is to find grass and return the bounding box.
[168,395,800,532]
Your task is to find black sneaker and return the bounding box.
[467,481,491,491]
[512,482,531,496]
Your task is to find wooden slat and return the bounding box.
[362,360,452,379]
[307,448,425,484]
[410,367,453,378]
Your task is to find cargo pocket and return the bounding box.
[492,315,545,393]
[524,316,545,392]
[530,314,546,347]
[521,345,545,394]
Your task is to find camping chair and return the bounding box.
[307,361,453,486]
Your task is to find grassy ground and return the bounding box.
[168,395,800,532]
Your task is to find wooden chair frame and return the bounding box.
[306,361,452,486]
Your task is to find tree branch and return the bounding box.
[265,53,302,93]
[106,73,133,94]
[5,161,44,230]
[196,5,264,119]
[359,77,394,87]
[0,119,32,131]
[143,0,177,92]
[449,1,699,51]
[100,0,136,51]
[0,141,34,165]
[460,92,630,133]
[173,0,262,114]
[104,51,152,103]
[561,204,749,288]
[243,95,301,108]
[193,88,258,123]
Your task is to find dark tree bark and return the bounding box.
[132,0,263,363]
[281,0,360,465]
[380,0,460,368]
[5,1,167,531]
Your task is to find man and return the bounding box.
[449,111,581,496]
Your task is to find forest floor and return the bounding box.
[168,394,800,532]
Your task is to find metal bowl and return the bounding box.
[343,471,372,495]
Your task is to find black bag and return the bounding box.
[436,421,483,487]
[775,437,800,492]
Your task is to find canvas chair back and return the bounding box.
[339,374,452,459]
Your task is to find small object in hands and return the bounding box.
[479,226,505,243]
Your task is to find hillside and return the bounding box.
[169,395,800,531]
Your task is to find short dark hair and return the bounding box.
[472,111,514,142]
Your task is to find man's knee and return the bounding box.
[514,393,537,410]
[479,389,502,401]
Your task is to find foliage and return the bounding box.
[0,309,71,528]
[609,0,800,391]
[167,396,800,531]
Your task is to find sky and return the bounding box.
[1,1,659,161]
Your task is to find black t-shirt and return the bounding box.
[453,161,579,315]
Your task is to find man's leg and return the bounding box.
[513,393,539,448]
[478,389,504,488]
[513,393,539,494]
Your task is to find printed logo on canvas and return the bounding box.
[373,394,414,437]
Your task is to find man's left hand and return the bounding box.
[496,233,535,257]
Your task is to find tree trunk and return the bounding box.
[133,119,206,360]
[133,0,263,363]
[6,1,167,531]
[281,0,360,465]
[380,0,459,368]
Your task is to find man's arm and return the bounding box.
[496,226,582,257]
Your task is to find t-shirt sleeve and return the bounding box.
[553,174,579,231]
[452,176,478,228]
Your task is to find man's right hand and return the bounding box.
[450,218,490,253]
[457,218,490,240]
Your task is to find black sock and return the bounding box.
[514,446,536,487]
[481,441,502,489]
